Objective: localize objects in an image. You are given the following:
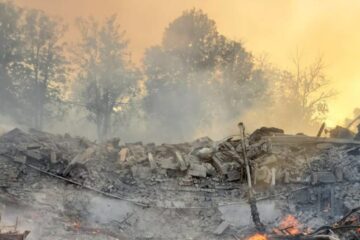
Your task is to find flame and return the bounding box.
[273,215,300,235]
[247,233,268,240]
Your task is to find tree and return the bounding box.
[0,1,22,117]
[275,55,336,131]
[12,9,68,129]
[143,9,266,141]
[74,15,139,141]
[215,36,267,120]
[344,108,360,129]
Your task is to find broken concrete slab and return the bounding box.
[196,147,214,160]
[212,153,228,175]
[131,166,152,180]
[50,151,57,164]
[0,124,359,239]
[226,169,241,182]
[147,152,157,170]
[213,221,230,235]
[312,172,337,184]
[175,151,187,171]
[126,143,147,163]
[258,154,278,167]
[64,147,96,175]
[316,143,334,150]
[118,148,129,163]
[158,157,178,170]
[334,167,343,182]
[255,166,272,184]
[204,163,217,176]
[188,163,207,178]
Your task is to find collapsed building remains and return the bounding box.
[0,126,359,239]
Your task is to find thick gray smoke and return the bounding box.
[0,3,336,143]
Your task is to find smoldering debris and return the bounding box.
[0,125,359,239]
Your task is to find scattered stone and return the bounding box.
[226,169,240,181]
[131,166,152,180]
[147,152,157,169]
[196,147,214,160]
[212,154,228,175]
[188,163,207,178]
[204,163,217,176]
[118,148,129,163]
[50,151,57,164]
[213,221,230,235]
[334,167,343,182]
[316,143,334,150]
[312,172,337,184]
[329,126,354,139]
[64,147,95,175]
[126,143,147,163]
[249,127,284,144]
[175,151,188,171]
[158,157,178,170]
[0,125,359,240]
[256,166,272,184]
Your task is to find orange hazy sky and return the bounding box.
[13,0,360,125]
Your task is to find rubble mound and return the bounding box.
[0,127,359,240]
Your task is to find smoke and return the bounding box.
[44,108,98,140]
[343,108,360,131]
[0,115,27,135]
[0,1,354,143]
[12,0,360,122]
[219,200,282,227]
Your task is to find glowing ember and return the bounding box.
[274,215,301,235]
[247,233,268,240]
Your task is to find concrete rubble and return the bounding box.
[0,126,359,239]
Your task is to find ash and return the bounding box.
[0,127,359,240]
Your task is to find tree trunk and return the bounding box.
[103,111,111,141]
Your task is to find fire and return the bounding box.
[273,215,301,235]
[247,233,268,240]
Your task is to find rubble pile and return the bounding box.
[0,127,359,240]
